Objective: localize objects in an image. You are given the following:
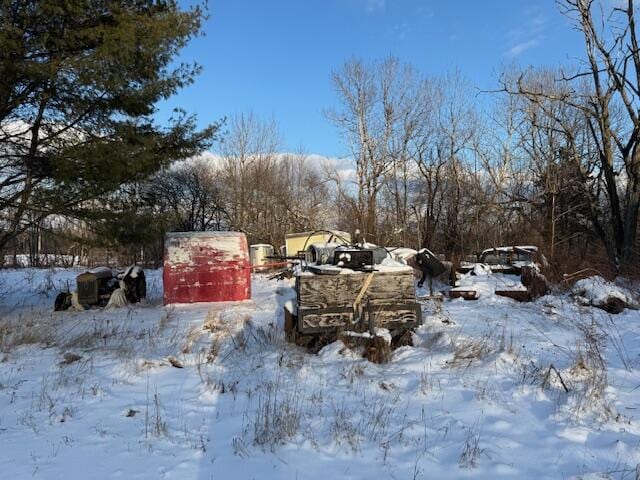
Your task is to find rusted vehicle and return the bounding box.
[54,266,146,310]
[457,245,545,275]
[452,246,548,302]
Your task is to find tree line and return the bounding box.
[1,0,639,275]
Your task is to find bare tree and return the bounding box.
[219,112,281,234]
[149,159,228,232]
[217,114,332,245]
[327,57,425,242]
[503,0,640,269]
[412,72,480,255]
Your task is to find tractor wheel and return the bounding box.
[54,292,72,311]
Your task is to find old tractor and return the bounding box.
[55,266,146,311]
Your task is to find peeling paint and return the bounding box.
[163,232,251,305]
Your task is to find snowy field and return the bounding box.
[0,268,639,479]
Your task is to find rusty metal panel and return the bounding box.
[495,289,531,302]
[77,272,99,305]
[163,232,251,305]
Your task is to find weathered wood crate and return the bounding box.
[289,266,422,335]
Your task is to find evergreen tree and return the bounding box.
[0,0,219,249]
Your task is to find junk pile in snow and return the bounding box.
[447,245,549,302]
[492,265,549,302]
[390,247,451,286]
[163,231,251,305]
[520,265,550,299]
[121,265,147,302]
[458,245,545,275]
[2,268,640,479]
[448,267,535,303]
[283,234,423,359]
[411,248,449,287]
[54,265,146,311]
[571,275,639,313]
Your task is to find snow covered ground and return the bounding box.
[0,268,639,479]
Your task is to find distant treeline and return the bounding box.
[2,1,639,276]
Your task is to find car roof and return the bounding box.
[480,245,538,255]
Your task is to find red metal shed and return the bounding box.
[163,232,251,304]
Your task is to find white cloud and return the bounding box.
[305,154,356,183]
[505,38,541,57]
[504,10,545,57]
[186,151,356,182]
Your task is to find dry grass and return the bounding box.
[328,389,402,454]
[202,310,223,333]
[0,303,189,392]
[330,401,361,452]
[339,333,392,363]
[181,325,202,355]
[458,421,485,469]
[0,313,58,351]
[145,382,168,439]
[566,319,615,421]
[446,323,515,371]
[251,378,303,450]
[419,363,441,395]
[203,311,257,360]
[531,311,618,422]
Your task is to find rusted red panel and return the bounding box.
[163,232,251,305]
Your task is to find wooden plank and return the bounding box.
[299,308,354,331]
[364,307,419,325]
[495,290,530,302]
[298,303,421,333]
[448,290,478,300]
[296,270,415,310]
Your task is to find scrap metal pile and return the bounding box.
[282,231,429,357]
[450,245,549,301]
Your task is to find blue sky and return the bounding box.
[158,0,586,158]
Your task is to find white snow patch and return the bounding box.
[572,275,638,308]
[0,268,638,479]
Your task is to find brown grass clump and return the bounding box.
[365,336,391,364]
[338,333,391,364]
[203,310,223,333]
[0,315,58,351]
[181,325,202,354]
[390,330,413,349]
